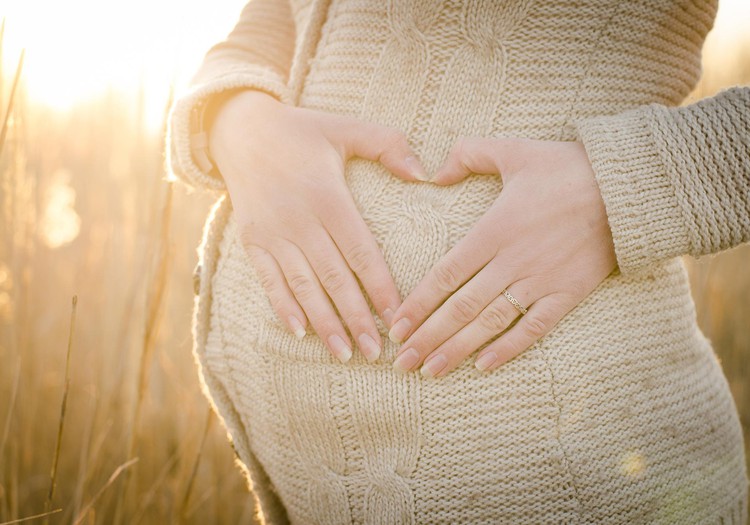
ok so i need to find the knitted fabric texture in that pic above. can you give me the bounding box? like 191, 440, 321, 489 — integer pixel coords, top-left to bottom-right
168, 0, 749, 523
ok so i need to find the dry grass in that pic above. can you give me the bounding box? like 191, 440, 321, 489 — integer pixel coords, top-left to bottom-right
0, 24, 748, 525
0, 26, 254, 523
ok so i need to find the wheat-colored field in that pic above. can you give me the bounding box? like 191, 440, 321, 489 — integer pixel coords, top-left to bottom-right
0, 15, 748, 525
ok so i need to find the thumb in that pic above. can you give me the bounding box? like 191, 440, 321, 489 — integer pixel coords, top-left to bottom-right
332, 119, 429, 182
432, 137, 516, 186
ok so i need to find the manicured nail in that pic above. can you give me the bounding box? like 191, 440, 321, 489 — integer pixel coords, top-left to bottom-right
328, 335, 352, 364
420, 354, 448, 378
405, 156, 429, 182
358, 334, 381, 363
475, 352, 497, 372
382, 308, 395, 328
389, 318, 412, 344
288, 316, 306, 339
393, 348, 420, 373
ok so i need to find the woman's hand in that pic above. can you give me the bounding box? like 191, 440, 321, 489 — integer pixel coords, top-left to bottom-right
209, 90, 427, 364
388, 137, 617, 377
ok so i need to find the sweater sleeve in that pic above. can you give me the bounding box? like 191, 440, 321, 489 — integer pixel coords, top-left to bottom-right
167, 0, 296, 191
576, 87, 750, 273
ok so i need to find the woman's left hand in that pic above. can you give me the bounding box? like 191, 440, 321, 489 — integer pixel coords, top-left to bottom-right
388, 138, 617, 377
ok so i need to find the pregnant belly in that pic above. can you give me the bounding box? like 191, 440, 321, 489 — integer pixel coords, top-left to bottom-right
200, 164, 746, 523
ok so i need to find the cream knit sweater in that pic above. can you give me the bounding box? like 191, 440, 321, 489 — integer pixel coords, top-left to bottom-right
168, 1, 749, 523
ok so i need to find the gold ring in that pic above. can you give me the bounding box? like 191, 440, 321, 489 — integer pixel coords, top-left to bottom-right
501, 289, 528, 315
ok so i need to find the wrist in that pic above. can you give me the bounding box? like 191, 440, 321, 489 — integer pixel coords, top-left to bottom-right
190, 89, 281, 177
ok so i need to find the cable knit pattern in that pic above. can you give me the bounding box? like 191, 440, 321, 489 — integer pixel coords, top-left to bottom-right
171, 1, 749, 523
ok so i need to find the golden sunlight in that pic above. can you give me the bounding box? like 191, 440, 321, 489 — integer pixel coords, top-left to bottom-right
40, 169, 81, 249
0, 263, 10, 321
707, 0, 750, 51
3, 0, 246, 128
619, 450, 648, 479
3, 0, 748, 129
1, 1, 749, 523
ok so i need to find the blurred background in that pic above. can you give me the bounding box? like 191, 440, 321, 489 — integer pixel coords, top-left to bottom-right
0, 1, 748, 523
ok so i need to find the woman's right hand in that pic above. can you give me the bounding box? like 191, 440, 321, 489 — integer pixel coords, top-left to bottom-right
209, 90, 427, 364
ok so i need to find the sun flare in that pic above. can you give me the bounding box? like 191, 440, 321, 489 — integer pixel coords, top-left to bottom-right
2, 0, 246, 128
2, 0, 749, 128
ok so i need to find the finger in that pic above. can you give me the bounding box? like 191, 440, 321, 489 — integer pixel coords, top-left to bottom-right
474, 294, 572, 372
418, 284, 534, 378
392, 261, 507, 371
299, 231, 383, 363
322, 196, 401, 328
432, 137, 521, 186
334, 121, 429, 182
246, 246, 308, 339
389, 224, 499, 344
271, 240, 354, 364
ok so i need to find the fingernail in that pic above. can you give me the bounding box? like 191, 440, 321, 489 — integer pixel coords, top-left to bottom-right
388, 318, 412, 344
405, 156, 429, 182
393, 348, 420, 373
475, 352, 497, 372
328, 335, 352, 364
288, 316, 306, 339
420, 354, 448, 378
382, 308, 395, 328
358, 334, 381, 363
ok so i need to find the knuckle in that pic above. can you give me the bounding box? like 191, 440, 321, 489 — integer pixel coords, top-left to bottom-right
502, 338, 526, 358
289, 273, 315, 299
450, 294, 481, 324
522, 315, 548, 340
478, 303, 514, 333
256, 265, 277, 294
267, 294, 288, 318
453, 136, 475, 162
569, 279, 589, 298
319, 266, 347, 295
366, 282, 388, 305
277, 206, 308, 229
433, 261, 462, 293
344, 243, 373, 275
238, 224, 259, 251
316, 186, 345, 210
383, 128, 408, 152
344, 310, 372, 332
409, 295, 433, 319
452, 136, 468, 155
314, 318, 344, 339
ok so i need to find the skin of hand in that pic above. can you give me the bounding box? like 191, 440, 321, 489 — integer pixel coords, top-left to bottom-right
209, 90, 428, 364
387, 137, 617, 378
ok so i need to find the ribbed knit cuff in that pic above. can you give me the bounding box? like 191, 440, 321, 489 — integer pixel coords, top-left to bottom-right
167, 63, 293, 192
576, 108, 691, 273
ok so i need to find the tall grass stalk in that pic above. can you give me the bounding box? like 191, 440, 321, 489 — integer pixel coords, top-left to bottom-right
116, 180, 174, 523
73, 459, 139, 525
134, 180, 175, 422
132, 450, 180, 524
43, 296, 77, 523
0, 508, 62, 525
179, 410, 214, 521
0, 18, 5, 106
0, 360, 20, 463
0, 48, 23, 156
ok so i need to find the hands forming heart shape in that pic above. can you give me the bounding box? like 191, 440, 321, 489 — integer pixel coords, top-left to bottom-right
210, 90, 617, 376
